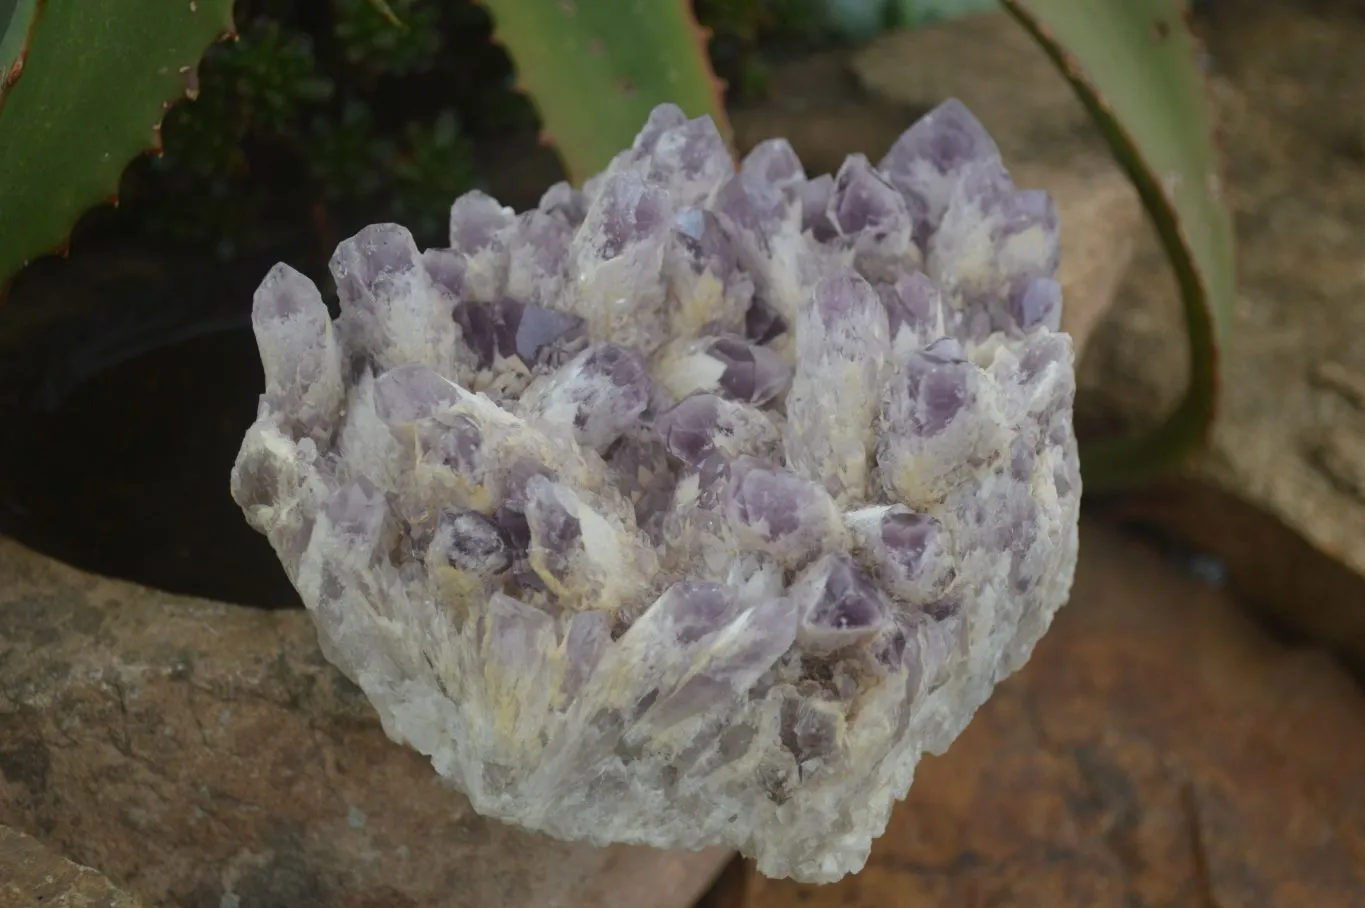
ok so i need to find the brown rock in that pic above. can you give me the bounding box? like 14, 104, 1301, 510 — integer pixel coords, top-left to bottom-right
0, 537, 728, 908
1, 824, 145, 907
721, 519, 1365, 907
1077, 0, 1365, 669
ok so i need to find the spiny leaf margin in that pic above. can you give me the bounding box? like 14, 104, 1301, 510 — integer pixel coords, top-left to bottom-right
1001, 0, 1236, 490
475, 0, 731, 186
0, 0, 237, 289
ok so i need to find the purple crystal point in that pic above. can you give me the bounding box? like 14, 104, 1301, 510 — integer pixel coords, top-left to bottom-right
794, 554, 889, 653
741, 138, 806, 192
1010, 277, 1062, 333
250, 264, 342, 425
865, 506, 956, 604
878, 340, 1010, 506
455, 299, 584, 372
322, 477, 388, 545
928, 164, 1060, 336
644, 114, 733, 205
450, 190, 515, 252
422, 248, 467, 300
539, 181, 588, 227
329, 223, 469, 375
878, 271, 945, 358
505, 209, 573, 305
631, 103, 689, 156
800, 174, 837, 241
723, 456, 845, 566
827, 155, 917, 278
878, 98, 1002, 245
707, 336, 792, 405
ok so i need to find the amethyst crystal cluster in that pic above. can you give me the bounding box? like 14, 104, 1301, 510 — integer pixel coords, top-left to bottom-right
231, 99, 1080, 883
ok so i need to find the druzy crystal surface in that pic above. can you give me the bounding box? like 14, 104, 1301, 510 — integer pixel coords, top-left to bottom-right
231, 98, 1080, 883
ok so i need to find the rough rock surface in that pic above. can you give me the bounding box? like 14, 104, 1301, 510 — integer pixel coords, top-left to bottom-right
232, 100, 1083, 882
722, 519, 1365, 907
1, 824, 145, 907
1071, 0, 1365, 669
0, 536, 729, 908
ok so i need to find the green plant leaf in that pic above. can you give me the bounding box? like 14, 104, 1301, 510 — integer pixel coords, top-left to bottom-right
0, 0, 39, 108
476, 0, 731, 185
0, 0, 236, 288
1000, 0, 1235, 490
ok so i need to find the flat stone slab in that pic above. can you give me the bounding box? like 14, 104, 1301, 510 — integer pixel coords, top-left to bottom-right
0, 536, 729, 908
1, 824, 145, 907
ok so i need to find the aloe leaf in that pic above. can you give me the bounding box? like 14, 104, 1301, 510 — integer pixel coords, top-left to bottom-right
1001, 0, 1236, 490
0, 0, 236, 289
0, 0, 38, 107
476, 0, 730, 186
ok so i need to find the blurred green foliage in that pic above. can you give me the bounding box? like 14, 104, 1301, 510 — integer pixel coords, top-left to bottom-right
116, 0, 863, 258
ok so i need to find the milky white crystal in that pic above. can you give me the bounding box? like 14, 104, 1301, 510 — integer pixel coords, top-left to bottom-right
231, 98, 1080, 883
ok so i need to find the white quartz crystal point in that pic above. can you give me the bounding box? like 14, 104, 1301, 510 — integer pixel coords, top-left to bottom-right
784, 268, 891, 505
229, 97, 1083, 888
570, 171, 674, 352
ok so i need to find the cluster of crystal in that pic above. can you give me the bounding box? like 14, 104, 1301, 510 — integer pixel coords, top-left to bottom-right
231, 99, 1080, 883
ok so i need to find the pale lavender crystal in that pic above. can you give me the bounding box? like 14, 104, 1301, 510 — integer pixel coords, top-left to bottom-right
741, 138, 806, 192
504, 210, 573, 305
827, 154, 919, 279
250, 263, 343, 436
1010, 276, 1063, 333
928, 163, 1060, 337
571, 172, 673, 351
449, 191, 517, 303
878, 97, 1002, 246
846, 505, 956, 605
233, 99, 1080, 886
331, 224, 463, 375
877, 338, 1009, 506
539, 181, 588, 226
653, 581, 741, 645
642, 114, 733, 205
724, 456, 846, 567
650, 334, 790, 404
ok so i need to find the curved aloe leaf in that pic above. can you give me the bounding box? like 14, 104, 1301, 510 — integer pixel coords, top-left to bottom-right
1001, 0, 1236, 490
476, 0, 730, 186
1, 0, 39, 105
0, 0, 236, 289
